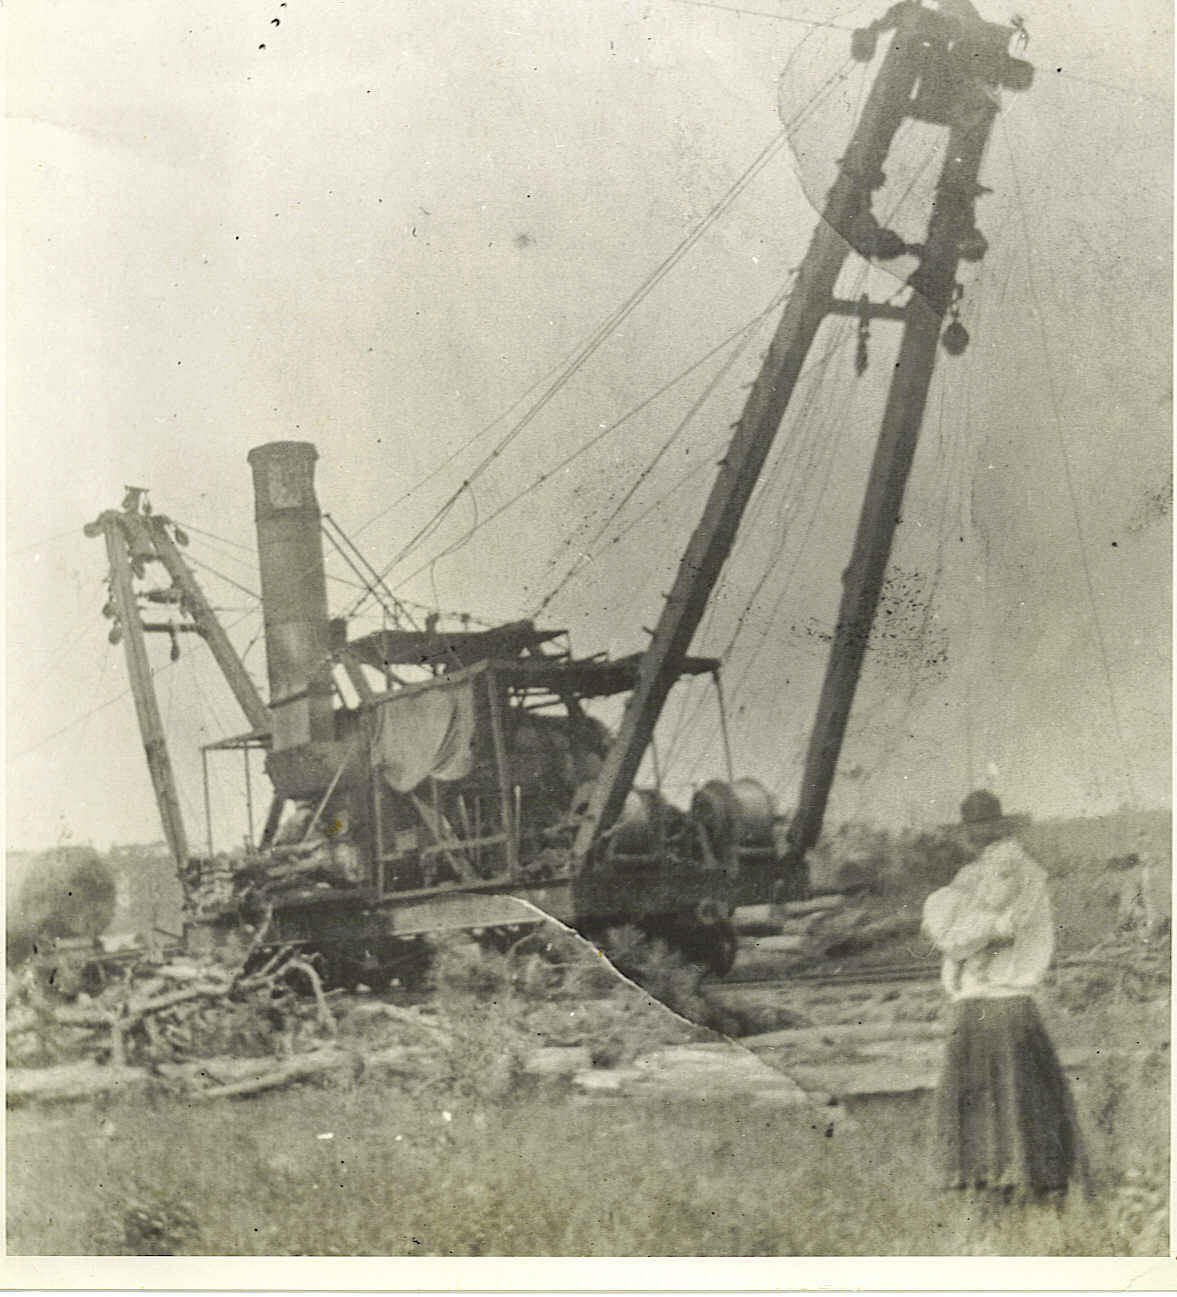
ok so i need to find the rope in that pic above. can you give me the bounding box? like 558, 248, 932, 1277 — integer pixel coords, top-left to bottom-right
321, 514, 417, 630
391, 299, 792, 596
9, 527, 82, 558
348, 57, 856, 613
1000, 117, 1138, 806
669, 0, 857, 27
349, 133, 796, 610
530, 292, 787, 615
185, 554, 261, 602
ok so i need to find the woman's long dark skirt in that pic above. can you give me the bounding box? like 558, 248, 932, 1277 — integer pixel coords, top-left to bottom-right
933, 996, 1077, 1193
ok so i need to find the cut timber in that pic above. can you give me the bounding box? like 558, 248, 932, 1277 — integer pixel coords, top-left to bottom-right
192, 1048, 359, 1100
154, 1054, 319, 1086
7, 1062, 151, 1107
570, 1041, 816, 1107
344, 1002, 450, 1036
732, 898, 850, 937
732, 905, 785, 937
742, 1020, 945, 1051
776, 894, 847, 917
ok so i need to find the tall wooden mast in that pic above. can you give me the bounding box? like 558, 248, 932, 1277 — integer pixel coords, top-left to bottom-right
86, 497, 271, 867
92, 510, 191, 868
574, 1, 1032, 889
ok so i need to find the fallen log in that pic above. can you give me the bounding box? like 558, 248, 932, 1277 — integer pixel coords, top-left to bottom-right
345, 1002, 450, 1036
154, 963, 232, 985
191, 1047, 358, 1100
119, 974, 169, 1001
126, 983, 230, 1019
742, 1020, 945, 1051
7, 1061, 152, 1106
34, 1003, 115, 1030
9, 1038, 427, 1105
775, 894, 847, 918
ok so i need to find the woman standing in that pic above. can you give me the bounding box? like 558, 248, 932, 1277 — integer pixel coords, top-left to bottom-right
922, 790, 1081, 1198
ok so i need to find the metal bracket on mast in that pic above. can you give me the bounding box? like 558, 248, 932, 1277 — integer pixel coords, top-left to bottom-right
86, 493, 272, 867
571, 1, 1032, 897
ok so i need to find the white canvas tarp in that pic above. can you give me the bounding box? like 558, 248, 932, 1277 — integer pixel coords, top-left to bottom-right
370, 678, 477, 792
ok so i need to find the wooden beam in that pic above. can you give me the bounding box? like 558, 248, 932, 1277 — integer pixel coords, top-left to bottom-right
338, 649, 376, 703
485, 669, 520, 877
572, 8, 926, 864
407, 792, 478, 883
828, 297, 909, 321
103, 520, 190, 867
786, 97, 1000, 872
149, 518, 270, 733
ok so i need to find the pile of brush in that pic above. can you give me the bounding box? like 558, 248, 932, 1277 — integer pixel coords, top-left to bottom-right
4, 916, 404, 1105
7, 919, 712, 1110
10, 941, 332, 1066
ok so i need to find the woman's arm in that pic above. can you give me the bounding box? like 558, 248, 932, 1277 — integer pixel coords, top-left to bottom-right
922, 878, 1009, 961
1004, 876, 1054, 983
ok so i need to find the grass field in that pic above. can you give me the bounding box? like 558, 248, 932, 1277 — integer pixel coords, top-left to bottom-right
8, 978, 1168, 1257
7, 809, 1169, 1256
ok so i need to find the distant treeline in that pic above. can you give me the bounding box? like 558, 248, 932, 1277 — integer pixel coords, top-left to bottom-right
8, 807, 1168, 946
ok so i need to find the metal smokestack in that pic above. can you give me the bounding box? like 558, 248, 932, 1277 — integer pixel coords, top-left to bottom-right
247, 442, 335, 752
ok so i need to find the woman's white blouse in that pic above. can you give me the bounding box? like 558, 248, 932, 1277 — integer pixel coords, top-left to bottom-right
921, 839, 1055, 1001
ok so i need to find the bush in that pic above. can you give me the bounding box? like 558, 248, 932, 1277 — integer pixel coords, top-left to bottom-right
807, 822, 894, 895
424, 938, 530, 1105
599, 926, 736, 1035
892, 826, 972, 893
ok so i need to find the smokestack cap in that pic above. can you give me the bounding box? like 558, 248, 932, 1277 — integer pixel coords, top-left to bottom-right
248, 442, 320, 514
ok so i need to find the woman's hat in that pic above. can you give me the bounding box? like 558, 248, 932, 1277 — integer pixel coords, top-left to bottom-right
960, 788, 1006, 825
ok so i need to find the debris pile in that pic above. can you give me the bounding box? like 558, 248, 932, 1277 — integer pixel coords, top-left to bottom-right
179, 828, 365, 923
5, 921, 710, 1109
178, 854, 236, 920
6, 917, 360, 1102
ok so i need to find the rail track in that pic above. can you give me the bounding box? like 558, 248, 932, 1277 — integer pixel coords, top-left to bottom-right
715, 960, 940, 989
711, 950, 1168, 994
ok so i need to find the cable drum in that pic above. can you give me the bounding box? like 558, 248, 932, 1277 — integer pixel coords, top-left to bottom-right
691, 778, 776, 857
609, 789, 693, 858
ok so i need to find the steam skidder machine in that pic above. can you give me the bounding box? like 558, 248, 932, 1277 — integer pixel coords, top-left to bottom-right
89, 442, 783, 983
88, 2, 1034, 986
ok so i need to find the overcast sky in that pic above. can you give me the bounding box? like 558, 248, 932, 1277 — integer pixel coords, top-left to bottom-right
7, 0, 1171, 851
